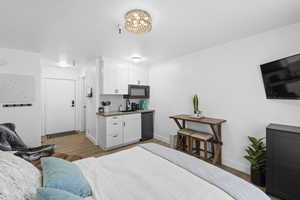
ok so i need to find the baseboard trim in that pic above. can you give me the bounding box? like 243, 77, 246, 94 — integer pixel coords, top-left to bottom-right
46, 130, 79, 139
154, 134, 170, 144
223, 158, 249, 174
86, 133, 97, 145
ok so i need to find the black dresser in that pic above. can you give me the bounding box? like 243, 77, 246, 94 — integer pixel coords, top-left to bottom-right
266, 124, 300, 200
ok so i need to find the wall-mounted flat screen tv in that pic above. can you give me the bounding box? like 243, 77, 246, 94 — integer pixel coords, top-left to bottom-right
260, 53, 300, 99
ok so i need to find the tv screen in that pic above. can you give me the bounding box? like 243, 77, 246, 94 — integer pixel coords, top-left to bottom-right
260, 54, 300, 99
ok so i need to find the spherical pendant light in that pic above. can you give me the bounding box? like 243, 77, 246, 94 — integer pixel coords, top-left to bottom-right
124, 9, 152, 34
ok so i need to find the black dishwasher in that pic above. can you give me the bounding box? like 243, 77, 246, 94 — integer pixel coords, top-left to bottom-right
141, 111, 154, 141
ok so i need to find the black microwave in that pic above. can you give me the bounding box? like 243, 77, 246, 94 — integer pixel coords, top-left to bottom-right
127, 85, 150, 99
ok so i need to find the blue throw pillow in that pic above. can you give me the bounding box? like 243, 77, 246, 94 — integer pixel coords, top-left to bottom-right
41, 157, 92, 197
36, 188, 83, 200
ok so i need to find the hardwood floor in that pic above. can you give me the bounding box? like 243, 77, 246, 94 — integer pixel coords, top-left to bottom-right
41, 132, 169, 158
42, 132, 278, 200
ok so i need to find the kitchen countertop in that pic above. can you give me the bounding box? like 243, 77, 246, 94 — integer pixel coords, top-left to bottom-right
97, 109, 155, 117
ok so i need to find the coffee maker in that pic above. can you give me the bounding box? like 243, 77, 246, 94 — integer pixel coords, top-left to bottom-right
131, 102, 138, 111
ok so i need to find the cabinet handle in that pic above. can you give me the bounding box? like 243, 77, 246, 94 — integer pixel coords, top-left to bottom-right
123, 122, 126, 127
113, 134, 118, 138
112, 116, 118, 119
115, 89, 119, 94
137, 80, 141, 85
113, 122, 118, 125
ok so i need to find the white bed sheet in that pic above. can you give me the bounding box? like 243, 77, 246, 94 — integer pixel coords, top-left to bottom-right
75, 147, 234, 200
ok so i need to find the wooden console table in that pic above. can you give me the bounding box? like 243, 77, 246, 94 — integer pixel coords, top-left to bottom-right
169, 114, 226, 166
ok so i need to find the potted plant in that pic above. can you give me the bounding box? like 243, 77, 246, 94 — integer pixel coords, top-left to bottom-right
192, 94, 202, 118
244, 136, 266, 187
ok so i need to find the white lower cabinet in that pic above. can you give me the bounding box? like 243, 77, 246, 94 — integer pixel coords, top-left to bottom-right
106, 133, 123, 147
106, 116, 123, 147
98, 114, 141, 150
123, 114, 141, 144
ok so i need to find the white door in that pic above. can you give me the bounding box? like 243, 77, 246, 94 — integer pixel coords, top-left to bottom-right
45, 78, 76, 135
123, 114, 141, 144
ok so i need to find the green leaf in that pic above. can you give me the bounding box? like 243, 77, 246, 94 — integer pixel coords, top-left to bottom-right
192, 94, 199, 114
244, 136, 266, 169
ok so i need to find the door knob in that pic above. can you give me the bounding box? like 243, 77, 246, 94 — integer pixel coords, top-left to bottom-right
71, 100, 75, 107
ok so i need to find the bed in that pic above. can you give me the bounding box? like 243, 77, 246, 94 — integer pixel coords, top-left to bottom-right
0, 143, 270, 200
74, 143, 270, 200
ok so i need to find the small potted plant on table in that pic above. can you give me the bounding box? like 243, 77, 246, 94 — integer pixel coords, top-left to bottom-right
192, 94, 203, 118
244, 136, 266, 187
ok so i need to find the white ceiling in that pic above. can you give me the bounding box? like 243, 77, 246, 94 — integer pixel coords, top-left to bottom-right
0, 0, 300, 65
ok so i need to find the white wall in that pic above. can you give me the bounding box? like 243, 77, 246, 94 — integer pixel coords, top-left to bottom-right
41, 62, 84, 135
0, 48, 41, 147
149, 22, 300, 173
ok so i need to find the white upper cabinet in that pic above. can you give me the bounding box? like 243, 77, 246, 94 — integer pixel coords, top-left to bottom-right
100, 57, 149, 95
116, 64, 130, 94
128, 64, 149, 85
100, 57, 129, 95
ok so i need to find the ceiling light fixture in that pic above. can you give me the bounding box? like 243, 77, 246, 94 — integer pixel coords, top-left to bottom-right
56, 60, 76, 68
131, 56, 143, 62
125, 9, 152, 34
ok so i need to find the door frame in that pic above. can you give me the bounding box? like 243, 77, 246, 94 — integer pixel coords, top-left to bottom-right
42, 77, 78, 136
80, 76, 86, 132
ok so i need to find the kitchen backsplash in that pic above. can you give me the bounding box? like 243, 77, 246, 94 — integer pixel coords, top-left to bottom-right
99, 95, 139, 112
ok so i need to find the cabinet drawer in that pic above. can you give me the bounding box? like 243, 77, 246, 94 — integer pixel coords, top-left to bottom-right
108, 120, 122, 127
106, 116, 122, 136
107, 115, 122, 122
124, 113, 141, 121
107, 132, 123, 147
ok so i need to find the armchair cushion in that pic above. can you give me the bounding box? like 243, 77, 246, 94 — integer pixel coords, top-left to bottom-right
0, 123, 27, 151
1, 123, 16, 132
0, 137, 11, 151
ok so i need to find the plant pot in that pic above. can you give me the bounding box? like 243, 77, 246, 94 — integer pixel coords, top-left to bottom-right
251, 167, 265, 187
193, 113, 203, 118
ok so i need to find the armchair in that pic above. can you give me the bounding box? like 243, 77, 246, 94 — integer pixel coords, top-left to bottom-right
0, 123, 55, 160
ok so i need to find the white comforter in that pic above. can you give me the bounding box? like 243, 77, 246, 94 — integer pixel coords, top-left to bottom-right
75, 147, 234, 200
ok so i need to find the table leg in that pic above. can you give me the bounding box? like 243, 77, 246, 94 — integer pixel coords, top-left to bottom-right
173, 119, 184, 129
173, 119, 188, 151
176, 134, 181, 150
210, 124, 223, 166
196, 141, 200, 155
188, 136, 192, 154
